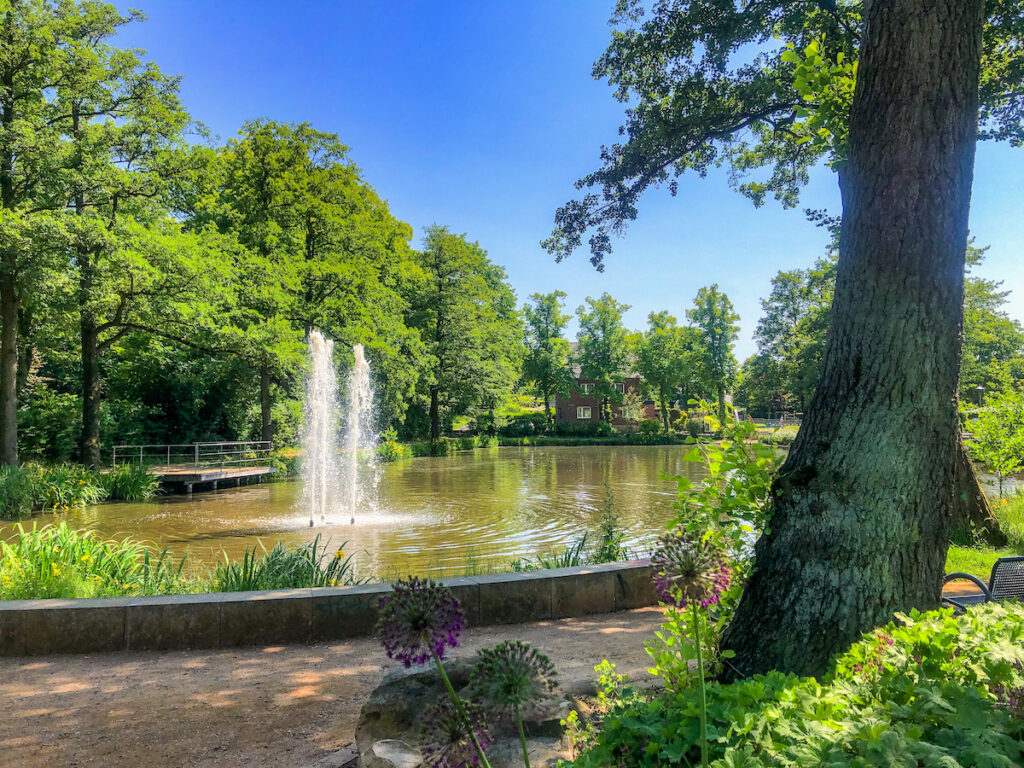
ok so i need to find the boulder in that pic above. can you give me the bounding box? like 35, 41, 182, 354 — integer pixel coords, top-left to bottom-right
355, 659, 575, 768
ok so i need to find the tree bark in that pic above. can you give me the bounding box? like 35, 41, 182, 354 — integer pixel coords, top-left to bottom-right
543, 390, 551, 429
660, 389, 670, 433
260, 361, 274, 444
952, 434, 1006, 546
429, 386, 441, 442
721, 0, 985, 679
79, 279, 102, 468
717, 385, 726, 424
0, 262, 18, 466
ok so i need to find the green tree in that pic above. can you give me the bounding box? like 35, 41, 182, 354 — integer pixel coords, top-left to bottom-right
687, 286, 739, 425
410, 226, 521, 441
575, 294, 631, 423
635, 311, 697, 432
967, 387, 1024, 497
548, 0, 1007, 676
522, 291, 573, 427
961, 246, 1024, 396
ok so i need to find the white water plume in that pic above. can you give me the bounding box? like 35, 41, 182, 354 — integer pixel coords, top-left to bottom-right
302, 331, 339, 526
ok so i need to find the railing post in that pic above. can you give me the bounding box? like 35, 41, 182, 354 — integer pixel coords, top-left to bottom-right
112, 446, 117, 469
167, 445, 171, 467
194, 443, 199, 469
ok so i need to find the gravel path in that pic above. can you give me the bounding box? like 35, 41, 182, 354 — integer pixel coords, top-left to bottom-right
0, 607, 663, 768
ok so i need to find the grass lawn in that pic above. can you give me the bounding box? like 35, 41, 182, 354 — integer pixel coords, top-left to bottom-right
945, 490, 1024, 578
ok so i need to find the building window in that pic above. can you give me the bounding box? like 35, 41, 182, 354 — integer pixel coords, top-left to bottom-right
576, 406, 592, 420
615, 382, 625, 394
580, 382, 594, 395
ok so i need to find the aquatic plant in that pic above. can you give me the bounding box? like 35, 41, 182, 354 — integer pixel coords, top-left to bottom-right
212, 535, 358, 591
100, 464, 161, 501
0, 522, 186, 600
0, 466, 36, 519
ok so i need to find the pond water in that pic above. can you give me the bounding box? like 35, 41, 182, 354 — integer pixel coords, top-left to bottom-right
2, 446, 708, 579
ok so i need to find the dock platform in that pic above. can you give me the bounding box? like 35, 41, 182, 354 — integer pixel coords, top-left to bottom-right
150, 466, 274, 494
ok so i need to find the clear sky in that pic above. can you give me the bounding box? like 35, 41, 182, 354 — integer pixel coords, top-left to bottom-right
115, 0, 1024, 360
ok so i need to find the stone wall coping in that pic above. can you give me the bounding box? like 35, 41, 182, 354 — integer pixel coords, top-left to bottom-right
0, 559, 654, 657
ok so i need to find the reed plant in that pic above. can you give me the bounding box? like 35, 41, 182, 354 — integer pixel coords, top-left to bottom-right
0, 522, 188, 600
24, 463, 107, 510
100, 464, 161, 501
0, 466, 36, 519
211, 534, 360, 591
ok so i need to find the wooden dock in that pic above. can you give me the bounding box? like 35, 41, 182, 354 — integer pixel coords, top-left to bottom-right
150, 465, 274, 495
112, 441, 276, 496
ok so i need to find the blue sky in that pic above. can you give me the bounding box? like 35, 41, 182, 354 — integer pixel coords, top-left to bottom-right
116, 0, 1024, 360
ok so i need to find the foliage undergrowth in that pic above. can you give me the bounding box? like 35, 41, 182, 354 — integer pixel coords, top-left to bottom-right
100, 464, 161, 501
570, 604, 1024, 767
0, 523, 186, 599
212, 535, 360, 591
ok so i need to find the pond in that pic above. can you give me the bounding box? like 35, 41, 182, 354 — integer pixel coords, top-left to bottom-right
3, 446, 709, 579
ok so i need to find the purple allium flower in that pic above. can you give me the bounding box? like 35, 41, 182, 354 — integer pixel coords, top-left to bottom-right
470, 640, 558, 719
651, 527, 731, 609
420, 696, 492, 768
376, 576, 465, 667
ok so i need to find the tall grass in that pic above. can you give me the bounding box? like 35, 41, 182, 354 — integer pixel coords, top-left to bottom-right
0, 523, 187, 600
0, 466, 36, 520
100, 464, 161, 502
212, 535, 360, 591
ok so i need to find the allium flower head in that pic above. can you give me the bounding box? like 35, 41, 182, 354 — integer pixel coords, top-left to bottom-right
651, 527, 731, 609
420, 696, 492, 768
470, 640, 558, 718
376, 576, 465, 667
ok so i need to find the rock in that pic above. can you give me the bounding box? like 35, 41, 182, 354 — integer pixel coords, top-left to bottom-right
361, 740, 421, 768
312, 744, 359, 768
355, 658, 577, 768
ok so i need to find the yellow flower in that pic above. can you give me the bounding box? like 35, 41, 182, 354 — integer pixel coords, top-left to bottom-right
334, 549, 344, 559
81, 555, 92, 564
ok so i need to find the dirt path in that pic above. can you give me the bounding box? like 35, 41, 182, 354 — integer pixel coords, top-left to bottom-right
0, 607, 663, 768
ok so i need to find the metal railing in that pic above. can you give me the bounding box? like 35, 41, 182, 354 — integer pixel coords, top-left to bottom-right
111, 441, 273, 470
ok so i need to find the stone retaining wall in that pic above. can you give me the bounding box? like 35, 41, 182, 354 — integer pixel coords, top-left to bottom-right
0, 560, 655, 656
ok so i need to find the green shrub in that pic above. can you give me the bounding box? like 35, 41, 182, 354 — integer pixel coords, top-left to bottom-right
100, 464, 161, 501
572, 604, 1024, 767
0, 466, 36, 519
684, 417, 704, 439
497, 412, 547, 437
429, 438, 456, 456
409, 441, 433, 457
455, 436, 478, 451
211, 535, 359, 591
476, 434, 496, 448
267, 450, 302, 478
994, 491, 1024, 549
26, 463, 107, 510
758, 425, 800, 446
376, 440, 411, 463
0, 522, 187, 600
638, 419, 661, 437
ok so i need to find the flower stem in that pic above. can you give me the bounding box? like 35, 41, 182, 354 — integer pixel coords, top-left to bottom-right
514, 702, 531, 768
433, 653, 493, 768
692, 602, 709, 768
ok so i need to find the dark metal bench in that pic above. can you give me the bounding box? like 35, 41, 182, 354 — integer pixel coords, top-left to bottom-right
943, 556, 1024, 612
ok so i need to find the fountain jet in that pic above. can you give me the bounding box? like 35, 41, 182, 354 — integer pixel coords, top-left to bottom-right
344, 343, 376, 522
302, 331, 339, 526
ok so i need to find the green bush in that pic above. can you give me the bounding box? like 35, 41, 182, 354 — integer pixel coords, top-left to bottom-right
0, 523, 187, 600
684, 417, 704, 439
638, 418, 661, 437
476, 434, 496, 448
758, 425, 799, 446
26, 463, 107, 510
497, 412, 547, 437
455, 436, 479, 451
571, 604, 1024, 767
376, 440, 411, 463
429, 438, 456, 456
100, 464, 161, 501
267, 450, 302, 478
0, 466, 36, 520
211, 535, 359, 591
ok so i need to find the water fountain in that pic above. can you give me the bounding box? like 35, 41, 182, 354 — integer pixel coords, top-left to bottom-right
302, 330, 339, 527
301, 333, 376, 527
344, 343, 376, 522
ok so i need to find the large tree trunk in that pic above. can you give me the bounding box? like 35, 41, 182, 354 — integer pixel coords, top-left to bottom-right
259, 361, 274, 444
429, 386, 440, 442
78, 246, 103, 468
0, 262, 18, 466
952, 434, 1005, 546
660, 389, 670, 433
79, 305, 102, 468
721, 0, 984, 679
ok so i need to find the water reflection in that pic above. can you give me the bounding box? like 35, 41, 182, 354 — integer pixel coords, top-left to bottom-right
0, 446, 708, 579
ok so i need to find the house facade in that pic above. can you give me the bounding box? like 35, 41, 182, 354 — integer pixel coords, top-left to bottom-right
554, 375, 660, 429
